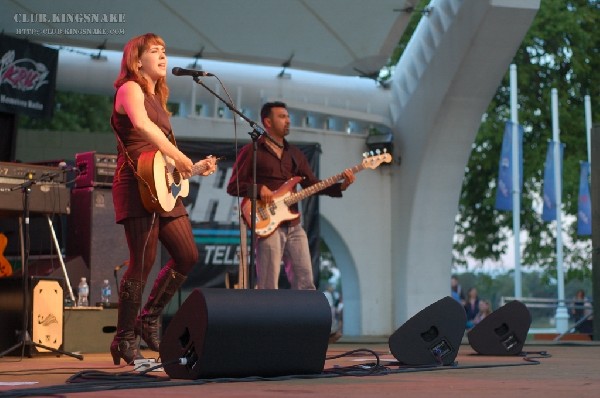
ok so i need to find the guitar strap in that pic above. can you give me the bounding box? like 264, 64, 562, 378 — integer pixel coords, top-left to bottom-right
289, 146, 299, 177
110, 114, 161, 204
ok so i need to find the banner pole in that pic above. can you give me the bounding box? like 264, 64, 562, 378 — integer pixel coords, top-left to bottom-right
510, 64, 522, 299
551, 88, 568, 333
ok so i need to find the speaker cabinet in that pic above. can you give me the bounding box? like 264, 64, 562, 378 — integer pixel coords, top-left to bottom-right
467, 300, 531, 355
63, 307, 117, 353
388, 296, 466, 366
67, 188, 159, 304
160, 288, 332, 379
0, 277, 64, 356
0, 111, 17, 161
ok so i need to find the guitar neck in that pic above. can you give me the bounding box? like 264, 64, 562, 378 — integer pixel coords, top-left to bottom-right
190, 161, 209, 177
285, 162, 365, 205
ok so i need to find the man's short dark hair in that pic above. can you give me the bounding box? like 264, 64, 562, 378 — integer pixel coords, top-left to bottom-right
260, 101, 287, 124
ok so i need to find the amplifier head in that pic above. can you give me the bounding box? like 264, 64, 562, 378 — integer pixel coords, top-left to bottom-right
75, 151, 117, 189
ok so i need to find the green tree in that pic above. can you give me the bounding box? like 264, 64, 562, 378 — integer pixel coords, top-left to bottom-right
388, 1, 598, 280
19, 91, 113, 133
381, 0, 431, 83
452, 0, 598, 279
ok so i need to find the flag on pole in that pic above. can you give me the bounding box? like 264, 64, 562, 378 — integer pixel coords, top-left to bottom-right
495, 121, 523, 211
541, 141, 564, 222
577, 161, 592, 235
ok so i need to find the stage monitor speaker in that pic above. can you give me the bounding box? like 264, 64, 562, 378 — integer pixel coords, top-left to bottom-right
160, 288, 331, 379
0, 277, 64, 356
467, 300, 531, 356
388, 296, 466, 366
67, 188, 160, 305
0, 111, 16, 161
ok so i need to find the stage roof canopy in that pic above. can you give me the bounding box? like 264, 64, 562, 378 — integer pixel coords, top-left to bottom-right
2, 0, 419, 76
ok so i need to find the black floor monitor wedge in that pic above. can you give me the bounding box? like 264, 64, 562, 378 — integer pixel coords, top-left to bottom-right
467, 300, 531, 356
388, 296, 466, 366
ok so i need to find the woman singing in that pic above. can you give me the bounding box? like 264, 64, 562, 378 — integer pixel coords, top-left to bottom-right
110, 33, 216, 365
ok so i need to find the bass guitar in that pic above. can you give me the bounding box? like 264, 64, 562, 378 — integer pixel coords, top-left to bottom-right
241, 152, 391, 237
137, 150, 217, 213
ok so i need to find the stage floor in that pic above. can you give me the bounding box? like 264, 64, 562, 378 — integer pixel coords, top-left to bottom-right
1, 339, 599, 397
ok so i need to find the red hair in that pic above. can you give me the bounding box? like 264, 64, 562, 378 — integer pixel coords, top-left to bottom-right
114, 33, 169, 112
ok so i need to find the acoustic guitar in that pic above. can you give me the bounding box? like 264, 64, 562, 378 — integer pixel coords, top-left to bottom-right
137, 150, 218, 213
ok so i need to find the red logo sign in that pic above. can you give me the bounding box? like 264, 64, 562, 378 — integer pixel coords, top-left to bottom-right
1, 50, 50, 91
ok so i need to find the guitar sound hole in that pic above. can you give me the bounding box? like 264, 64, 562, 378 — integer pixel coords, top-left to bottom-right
172, 170, 181, 184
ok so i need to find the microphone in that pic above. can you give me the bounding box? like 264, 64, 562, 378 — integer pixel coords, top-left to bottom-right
58, 161, 79, 172
171, 67, 214, 77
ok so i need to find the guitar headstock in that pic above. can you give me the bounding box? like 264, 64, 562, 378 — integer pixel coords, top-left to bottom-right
362, 149, 392, 169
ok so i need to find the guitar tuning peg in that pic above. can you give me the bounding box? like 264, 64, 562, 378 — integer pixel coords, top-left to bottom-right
362, 152, 368, 158
383, 148, 388, 153
369, 150, 374, 156
375, 149, 381, 155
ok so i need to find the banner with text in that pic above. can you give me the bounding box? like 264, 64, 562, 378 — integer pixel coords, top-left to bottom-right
542, 140, 565, 222
577, 161, 592, 236
0, 35, 58, 119
495, 121, 523, 211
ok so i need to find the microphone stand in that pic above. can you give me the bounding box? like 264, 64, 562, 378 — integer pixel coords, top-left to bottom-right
0, 175, 83, 360
192, 75, 264, 289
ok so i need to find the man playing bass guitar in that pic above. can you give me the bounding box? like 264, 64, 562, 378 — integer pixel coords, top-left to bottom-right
227, 101, 355, 290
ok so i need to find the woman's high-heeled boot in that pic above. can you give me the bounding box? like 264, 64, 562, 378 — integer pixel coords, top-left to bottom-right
110, 278, 144, 365
135, 267, 186, 351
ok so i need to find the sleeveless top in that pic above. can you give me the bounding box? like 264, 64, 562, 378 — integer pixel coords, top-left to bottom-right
111, 89, 187, 223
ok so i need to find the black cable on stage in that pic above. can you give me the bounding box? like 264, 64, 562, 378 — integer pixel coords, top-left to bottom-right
323, 348, 390, 376
0, 350, 552, 397
0, 363, 131, 377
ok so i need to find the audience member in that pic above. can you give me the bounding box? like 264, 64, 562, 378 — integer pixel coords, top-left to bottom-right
471, 299, 492, 327
451, 275, 465, 305
571, 289, 593, 334
570, 289, 591, 321
464, 287, 480, 327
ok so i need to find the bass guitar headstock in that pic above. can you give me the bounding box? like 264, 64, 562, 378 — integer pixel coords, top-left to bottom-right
362, 149, 392, 169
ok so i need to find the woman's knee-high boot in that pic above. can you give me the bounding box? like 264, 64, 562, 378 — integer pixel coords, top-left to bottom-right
110, 278, 144, 365
136, 267, 187, 351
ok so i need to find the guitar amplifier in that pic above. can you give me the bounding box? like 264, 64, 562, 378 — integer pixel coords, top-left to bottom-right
74, 151, 117, 189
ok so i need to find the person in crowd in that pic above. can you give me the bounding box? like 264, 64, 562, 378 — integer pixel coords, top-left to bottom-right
471, 299, 492, 328
571, 289, 593, 334
226, 101, 355, 290
451, 275, 465, 305
571, 289, 590, 321
464, 287, 480, 328
110, 33, 216, 365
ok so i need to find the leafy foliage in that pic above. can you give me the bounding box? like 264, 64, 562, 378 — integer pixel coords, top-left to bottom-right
454, 0, 598, 279
390, 0, 599, 280
18, 91, 113, 132
380, 0, 431, 82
